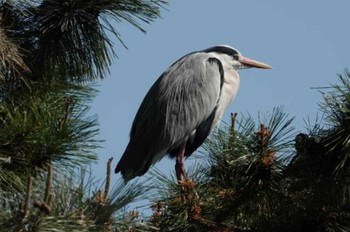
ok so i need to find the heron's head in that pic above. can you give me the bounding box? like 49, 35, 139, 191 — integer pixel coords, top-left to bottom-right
203, 45, 272, 70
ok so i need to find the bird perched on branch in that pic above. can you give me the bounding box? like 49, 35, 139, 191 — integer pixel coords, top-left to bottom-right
115, 45, 271, 182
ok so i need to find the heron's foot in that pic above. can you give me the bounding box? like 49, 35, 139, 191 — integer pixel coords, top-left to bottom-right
175, 147, 187, 183
175, 160, 187, 183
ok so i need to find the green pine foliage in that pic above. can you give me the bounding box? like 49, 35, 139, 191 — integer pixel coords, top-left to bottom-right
0, 0, 167, 231
0, 160, 152, 231
0, 85, 100, 189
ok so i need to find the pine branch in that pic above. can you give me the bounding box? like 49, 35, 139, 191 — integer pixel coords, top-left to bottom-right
1, 0, 168, 83
0, 84, 101, 183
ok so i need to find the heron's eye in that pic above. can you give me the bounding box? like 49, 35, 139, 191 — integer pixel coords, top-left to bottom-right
233, 54, 239, 60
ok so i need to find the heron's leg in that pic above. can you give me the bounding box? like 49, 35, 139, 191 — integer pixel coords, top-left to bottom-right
175, 147, 187, 182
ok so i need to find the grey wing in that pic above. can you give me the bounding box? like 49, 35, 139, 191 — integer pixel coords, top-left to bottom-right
115, 52, 223, 180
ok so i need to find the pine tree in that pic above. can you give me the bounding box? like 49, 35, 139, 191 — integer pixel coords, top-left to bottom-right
0, 0, 167, 231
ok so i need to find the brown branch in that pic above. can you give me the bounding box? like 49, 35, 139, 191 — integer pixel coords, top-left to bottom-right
229, 112, 238, 145
44, 163, 52, 204
103, 157, 113, 203
21, 176, 33, 218
33, 163, 53, 215
34, 201, 51, 215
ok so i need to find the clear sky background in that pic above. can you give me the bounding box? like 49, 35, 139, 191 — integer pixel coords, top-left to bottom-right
89, 1, 350, 195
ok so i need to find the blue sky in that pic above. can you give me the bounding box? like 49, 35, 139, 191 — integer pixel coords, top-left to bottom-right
90, 1, 350, 193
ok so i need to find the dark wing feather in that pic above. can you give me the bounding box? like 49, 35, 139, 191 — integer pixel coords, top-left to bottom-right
115, 52, 223, 180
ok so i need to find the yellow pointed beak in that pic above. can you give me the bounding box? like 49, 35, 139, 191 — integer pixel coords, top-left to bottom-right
238, 56, 272, 69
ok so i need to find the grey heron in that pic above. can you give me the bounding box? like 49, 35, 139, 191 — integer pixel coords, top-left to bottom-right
115, 45, 271, 182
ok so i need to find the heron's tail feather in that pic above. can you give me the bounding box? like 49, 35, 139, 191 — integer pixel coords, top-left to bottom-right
115, 145, 153, 182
